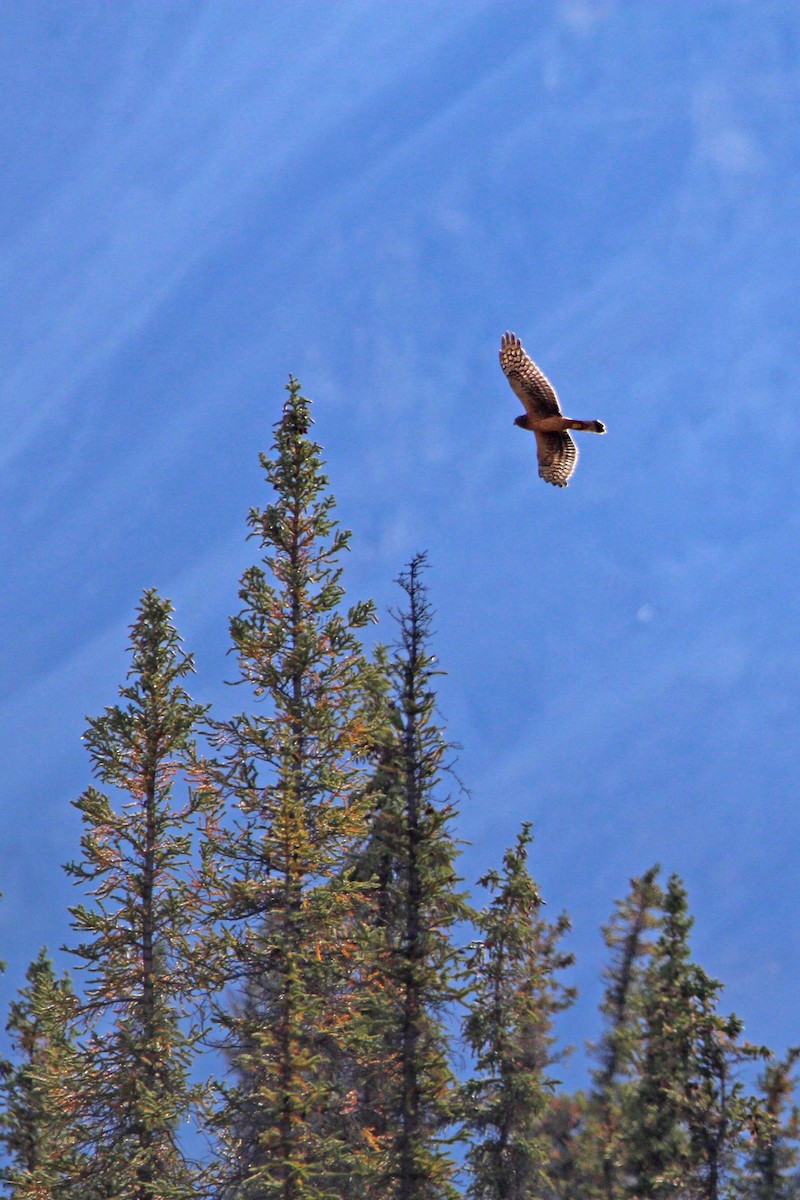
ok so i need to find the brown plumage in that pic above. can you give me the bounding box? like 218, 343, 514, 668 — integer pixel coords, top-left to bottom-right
499, 331, 606, 487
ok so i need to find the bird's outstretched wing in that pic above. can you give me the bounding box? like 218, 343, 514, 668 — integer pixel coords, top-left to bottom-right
499, 331, 562, 420
535, 430, 578, 488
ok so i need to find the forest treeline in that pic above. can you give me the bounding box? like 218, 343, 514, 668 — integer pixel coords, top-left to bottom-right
0, 381, 796, 1200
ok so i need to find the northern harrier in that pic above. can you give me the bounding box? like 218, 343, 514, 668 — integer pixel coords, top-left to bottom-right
499, 332, 606, 487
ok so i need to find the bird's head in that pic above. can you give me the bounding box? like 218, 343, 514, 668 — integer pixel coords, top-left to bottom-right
513, 414, 530, 430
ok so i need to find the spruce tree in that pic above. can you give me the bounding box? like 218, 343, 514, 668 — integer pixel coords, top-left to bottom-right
682, 987, 764, 1200
64, 589, 208, 1200
583, 866, 663, 1200
625, 874, 764, 1200
537, 1092, 588, 1200
0, 950, 90, 1199
350, 554, 468, 1200
197, 379, 382, 1199
743, 1048, 800, 1199
462, 823, 575, 1200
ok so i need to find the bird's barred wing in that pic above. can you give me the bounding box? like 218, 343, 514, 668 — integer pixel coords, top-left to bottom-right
499, 331, 562, 418
535, 430, 578, 487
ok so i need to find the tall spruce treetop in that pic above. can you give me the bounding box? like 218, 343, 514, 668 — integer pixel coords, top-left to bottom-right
585, 866, 663, 1200
462, 824, 576, 1200
199, 380, 382, 1200
625, 874, 765, 1200
624, 873, 696, 1197
593, 866, 663, 1098
64, 589, 207, 1200
214, 376, 376, 852
351, 554, 469, 1200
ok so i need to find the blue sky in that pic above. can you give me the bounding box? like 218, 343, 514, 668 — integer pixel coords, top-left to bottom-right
1, 1, 798, 1081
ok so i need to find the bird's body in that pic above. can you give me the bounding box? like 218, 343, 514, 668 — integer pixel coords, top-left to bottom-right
499, 331, 605, 486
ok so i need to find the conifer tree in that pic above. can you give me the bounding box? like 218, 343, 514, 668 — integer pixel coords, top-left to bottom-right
583, 866, 663, 1200
743, 1048, 800, 1199
682, 989, 764, 1200
624, 873, 700, 1195
64, 589, 208, 1200
625, 874, 764, 1200
347, 554, 468, 1200
197, 379, 382, 1199
537, 1092, 588, 1200
462, 823, 575, 1200
0, 950, 90, 1199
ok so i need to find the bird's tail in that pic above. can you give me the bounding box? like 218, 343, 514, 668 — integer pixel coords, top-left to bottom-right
568, 419, 606, 434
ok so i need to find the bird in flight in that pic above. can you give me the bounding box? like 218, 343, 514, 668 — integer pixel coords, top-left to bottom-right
499, 332, 606, 487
